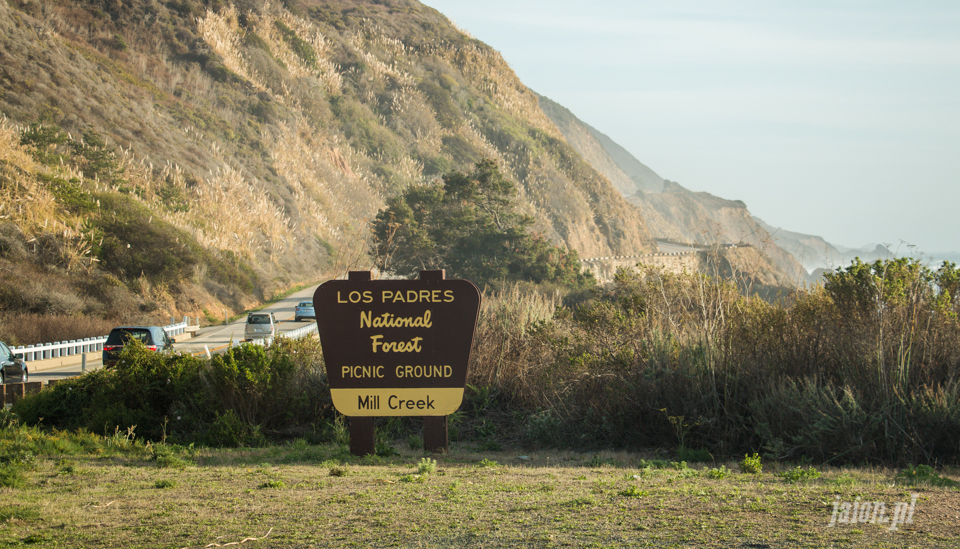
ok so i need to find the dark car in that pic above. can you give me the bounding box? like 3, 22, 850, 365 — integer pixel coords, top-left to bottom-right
0, 340, 27, 384
102, 326, 174, 366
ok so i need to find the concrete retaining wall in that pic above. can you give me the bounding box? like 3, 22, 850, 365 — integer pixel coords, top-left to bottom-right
581, 252, 702, 284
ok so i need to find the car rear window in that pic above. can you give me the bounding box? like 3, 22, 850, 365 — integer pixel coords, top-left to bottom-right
248, 314, 271, 324
298, 302, 312, 307
106, 329, 153, 345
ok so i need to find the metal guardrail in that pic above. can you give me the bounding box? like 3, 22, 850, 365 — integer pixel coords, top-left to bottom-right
240, 322, 318, 348
579, 251, 697, 262
14, 320, 190, 362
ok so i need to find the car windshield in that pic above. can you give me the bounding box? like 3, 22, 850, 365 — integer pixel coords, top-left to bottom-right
106, 329, 152, 345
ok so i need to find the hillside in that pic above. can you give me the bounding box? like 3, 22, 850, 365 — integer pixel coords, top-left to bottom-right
537, 94, 664, 195
0, 0, 655, 337
537, 95, 808, 286
752, 217, 846, 274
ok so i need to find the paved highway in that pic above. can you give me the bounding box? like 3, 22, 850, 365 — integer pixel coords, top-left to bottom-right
656, 241, 702, 254
26, 285, 321, 384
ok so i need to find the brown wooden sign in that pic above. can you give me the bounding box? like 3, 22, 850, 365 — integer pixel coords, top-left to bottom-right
314, 270, 481, 417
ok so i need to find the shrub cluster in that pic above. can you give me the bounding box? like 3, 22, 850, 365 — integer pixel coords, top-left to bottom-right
11, 257, 960, 466
12, 337, 332, 447
467, 259, 960, 465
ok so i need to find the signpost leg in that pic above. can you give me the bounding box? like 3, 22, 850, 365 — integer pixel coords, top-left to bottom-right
424, 416, 449, 453
349, 417, 375, 456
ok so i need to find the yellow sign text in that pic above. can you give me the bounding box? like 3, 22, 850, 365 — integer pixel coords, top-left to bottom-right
370, 335, 423, 353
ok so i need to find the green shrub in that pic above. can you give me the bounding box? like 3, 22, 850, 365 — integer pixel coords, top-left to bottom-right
274, 19, 317, 69
207, 343, 296, 428
739, 453, 762, 475
19, 121, 70, 165
0, 464, 26, 489
618, 485, 648, 498
152, 445, 193, 469
13, 345, 206, 441
777, 466, 821, 483
523, 409, 567, 447
417, 457, 437, 475
204, 410, 252, 448
0, 505, 40, 522
706, 466, 729, 480
376, 441, 399, 457
895, 464, 959, 487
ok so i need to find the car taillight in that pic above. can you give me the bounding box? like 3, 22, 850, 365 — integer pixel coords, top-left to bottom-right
104, 345, 119, 351
146, 345, 158, 351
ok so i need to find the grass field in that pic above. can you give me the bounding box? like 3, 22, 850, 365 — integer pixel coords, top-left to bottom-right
1, 440, 958, 548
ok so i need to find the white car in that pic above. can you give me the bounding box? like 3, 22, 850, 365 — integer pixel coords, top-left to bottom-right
244, 312, 277, 341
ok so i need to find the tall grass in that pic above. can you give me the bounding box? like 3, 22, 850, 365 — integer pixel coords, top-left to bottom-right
467, 262, 960, 465
0, 313, 117, 347
469, 283, 560, 403
9, 263, 959, 465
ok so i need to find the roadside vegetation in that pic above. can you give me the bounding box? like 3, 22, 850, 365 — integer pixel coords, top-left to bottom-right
8, 253, 960, 468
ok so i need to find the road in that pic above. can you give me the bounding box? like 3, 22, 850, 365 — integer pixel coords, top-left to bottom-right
26, 285, 321, 384
656, 241, 702, 254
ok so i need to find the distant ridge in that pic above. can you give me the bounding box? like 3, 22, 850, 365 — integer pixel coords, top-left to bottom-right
538, 93, 808, 285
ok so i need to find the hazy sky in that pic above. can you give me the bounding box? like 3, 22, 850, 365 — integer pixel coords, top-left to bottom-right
422, 0, 960, 254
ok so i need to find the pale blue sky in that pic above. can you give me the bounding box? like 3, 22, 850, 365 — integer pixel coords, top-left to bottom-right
422, 0, 960, 254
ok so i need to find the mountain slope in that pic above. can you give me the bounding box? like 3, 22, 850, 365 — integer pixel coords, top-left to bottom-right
537, 95, 808, 285
0, 0, 654, 328
537, 94, 664, 195
752, 217, 846, 273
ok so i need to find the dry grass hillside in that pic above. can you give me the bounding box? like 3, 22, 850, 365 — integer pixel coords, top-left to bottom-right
0, 0, 655, 343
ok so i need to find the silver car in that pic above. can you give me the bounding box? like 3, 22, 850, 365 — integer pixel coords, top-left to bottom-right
244, 312, 277, 341
0, 340, 27, 384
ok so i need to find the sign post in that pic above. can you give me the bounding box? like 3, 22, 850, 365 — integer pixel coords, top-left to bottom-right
314, 270, 481, 455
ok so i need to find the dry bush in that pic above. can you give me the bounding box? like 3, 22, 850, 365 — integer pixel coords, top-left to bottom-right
468, 283, 560, 403
470, 263, 960, 465
0, 312, 117, 347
